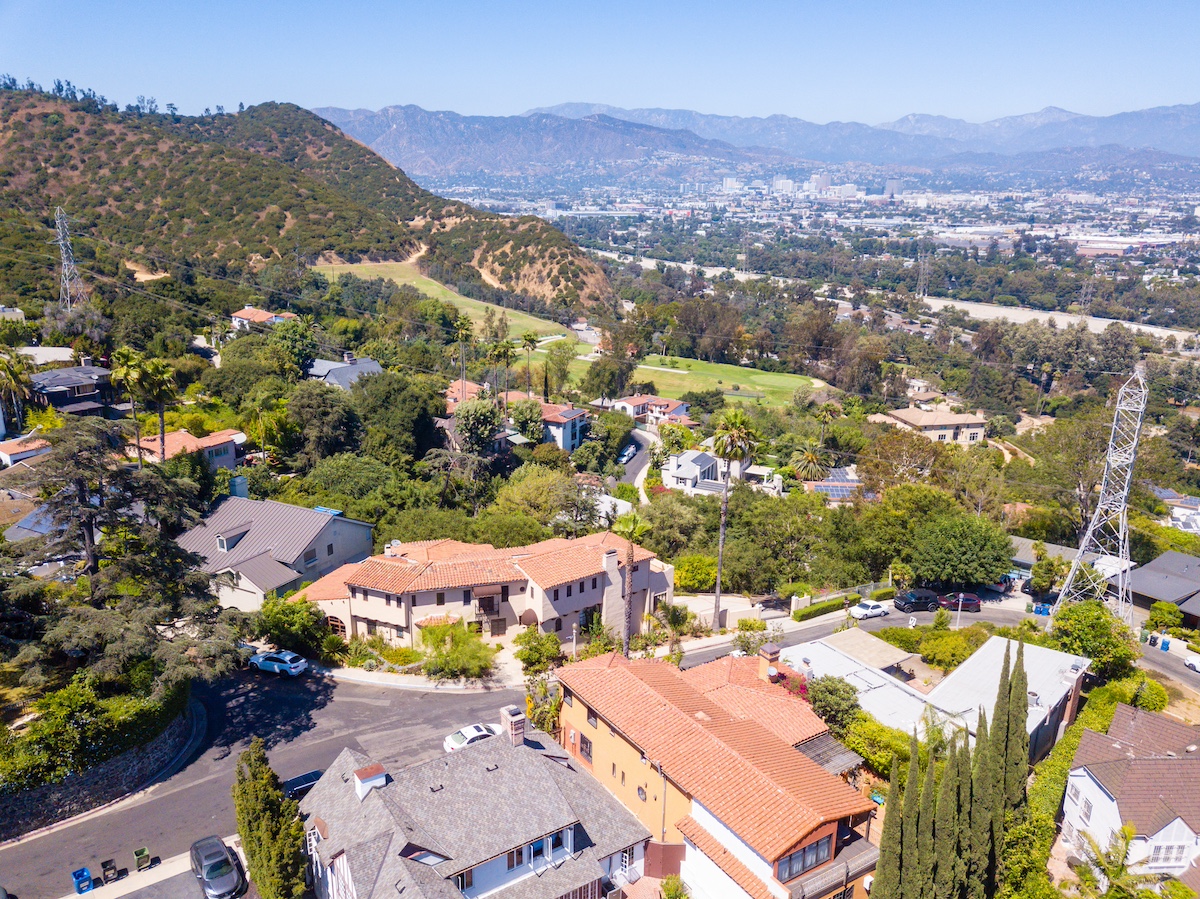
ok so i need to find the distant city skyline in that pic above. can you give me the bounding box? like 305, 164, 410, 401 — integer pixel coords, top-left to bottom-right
2, 0, 1199, 124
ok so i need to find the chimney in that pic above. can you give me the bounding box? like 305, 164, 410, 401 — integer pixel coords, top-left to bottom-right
343, 351, 356, 364
353, 763, 387, 800
758, 642, 780, 683
384, 540, 403, 557
500, 704, 526, 748
80, 355, 93, 368
244, 303, 254, 310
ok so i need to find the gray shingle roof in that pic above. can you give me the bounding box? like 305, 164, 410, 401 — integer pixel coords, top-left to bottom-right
30, 365, 110, 390
177, 496, 370, 575
1129, 550, 1200, 604
301, 732, 649, 899
307, 357, 384, 390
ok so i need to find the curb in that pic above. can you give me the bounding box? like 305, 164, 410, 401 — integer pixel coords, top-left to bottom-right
1, 697, 208, 848
315, 665, 524, 693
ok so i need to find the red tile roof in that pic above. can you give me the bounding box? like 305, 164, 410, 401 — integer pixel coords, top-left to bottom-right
677, 816, 774, 899
0, 436, 49, 455
558, 654, 874, 860
135, 428, 238, 460
681, 656, 827, 746
295, 563, 360, 603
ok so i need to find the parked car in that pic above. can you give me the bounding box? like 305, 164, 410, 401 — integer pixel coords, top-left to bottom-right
248, 650, 308, 676
618, 443, 638, 464
1185, 654, 1199, 674
938, 593, 982, 613
190, 836, 246, 899
444, 723, 501, 752
893, 589, 939, 613
849, 600, 889, 620
282, 769, 324, 800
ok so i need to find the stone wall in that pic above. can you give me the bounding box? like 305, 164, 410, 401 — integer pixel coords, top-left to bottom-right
0, 708, 191, 841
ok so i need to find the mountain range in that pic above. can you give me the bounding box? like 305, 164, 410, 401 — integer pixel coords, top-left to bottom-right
316, 100, 1200, 186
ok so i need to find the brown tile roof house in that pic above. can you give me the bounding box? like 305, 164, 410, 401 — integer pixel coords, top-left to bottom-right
557, 652, 876, 899
1063, 703, 1200, 882
299, 709, 650, 899
134, 428, 241, 470
302, 533, 673, 646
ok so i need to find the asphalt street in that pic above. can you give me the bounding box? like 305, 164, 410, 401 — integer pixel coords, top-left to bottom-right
0, 672, 520, 899
617, 429, 654, 486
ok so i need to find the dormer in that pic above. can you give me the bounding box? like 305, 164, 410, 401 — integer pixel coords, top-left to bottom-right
215, 522, 251, 552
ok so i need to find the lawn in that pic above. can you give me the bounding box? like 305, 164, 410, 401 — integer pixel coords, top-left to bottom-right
537, 348, 815, 407
313, 261, 566, 339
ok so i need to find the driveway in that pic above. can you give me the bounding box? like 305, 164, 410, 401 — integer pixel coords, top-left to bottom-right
2, 672, 520, 899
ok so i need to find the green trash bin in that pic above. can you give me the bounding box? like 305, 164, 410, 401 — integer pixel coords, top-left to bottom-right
134, 848, 151, 872
1026, 602, 1034, 614
1140, 629, 1150, 644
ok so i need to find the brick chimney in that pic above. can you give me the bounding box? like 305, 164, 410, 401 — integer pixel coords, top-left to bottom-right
353, 763, 387, 800
758, 642, 780, 683
500, 704, 526, 748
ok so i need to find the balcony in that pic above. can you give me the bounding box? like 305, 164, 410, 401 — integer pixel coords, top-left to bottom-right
788, 835, 878, 899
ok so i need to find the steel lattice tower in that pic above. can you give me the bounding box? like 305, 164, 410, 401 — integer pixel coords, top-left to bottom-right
52, 207, 87, 311
1049, 368, 1148, 625
915, 246, 930, 298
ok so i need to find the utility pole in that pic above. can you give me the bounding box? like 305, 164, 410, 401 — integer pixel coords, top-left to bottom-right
52, 207, 88, 312
1049, 367, 1148, 626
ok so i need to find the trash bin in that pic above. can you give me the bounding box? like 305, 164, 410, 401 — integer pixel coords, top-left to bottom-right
1026, 602, 1034, 614
72, 868, 93, 894
134, 848, 151, 872
1162, 637, 1171, 652
1149, 633, 1159, 647
102, 860, 118, 885
1140, 629, 1149, 644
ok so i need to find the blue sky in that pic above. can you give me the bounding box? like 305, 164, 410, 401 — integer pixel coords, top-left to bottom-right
2, 0, 1198, 123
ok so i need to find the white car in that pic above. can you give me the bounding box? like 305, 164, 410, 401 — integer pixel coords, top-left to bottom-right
1186, 654, 1199, 674
248, 650, 308, 676
849, 600, 889, 621
444, 723, 501, 753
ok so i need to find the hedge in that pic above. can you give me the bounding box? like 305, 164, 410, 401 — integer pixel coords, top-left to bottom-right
845, 593, 862, 603
870, 587, 896, 602
737, 618, 767, 632
843, 711, 913, 779
792, 598, 846, 622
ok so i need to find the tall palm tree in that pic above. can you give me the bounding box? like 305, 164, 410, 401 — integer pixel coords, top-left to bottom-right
646, 600, 690, 657
711, 408, 763, 629
0, 349, 32, 436
612, 511, 650, 657
520, 331, 539, 396
815, 402, 840, 446
138, 358, 178, 463
1076, 824, 1161, 899
453, 315, 474, 387
110, 347, 147, 469
791, 439, 831, 481
496, 339, 518, 410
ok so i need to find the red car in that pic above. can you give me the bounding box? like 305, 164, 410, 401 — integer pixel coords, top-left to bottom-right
938, 592, 982, 613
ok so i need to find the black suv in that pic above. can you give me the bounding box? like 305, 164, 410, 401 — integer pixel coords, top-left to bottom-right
893, 589, 939, 613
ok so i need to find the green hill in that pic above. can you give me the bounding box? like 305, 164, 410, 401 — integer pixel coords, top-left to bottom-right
0, 89, 607, 307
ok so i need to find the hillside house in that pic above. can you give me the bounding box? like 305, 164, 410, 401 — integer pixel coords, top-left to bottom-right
296, 533, 674, 644
306, 352, 383, 390
230, 305, 297, 331
610, 394, 693, 427
868, 406, 987, 447
0, 435, 51, 468
30, 362, 120, 417
662, 442, 782, 498
134, 428, 242, 472
1127, 550, 1200, 625
177, 496, 375, 611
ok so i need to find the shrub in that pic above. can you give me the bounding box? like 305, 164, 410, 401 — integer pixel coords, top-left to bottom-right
732, 622, 784, 656
792, 598, 845, 622
421, 622, 497, 680
661, 874, 689, 899
870, 587, 896, 602
1190, 642, 1200, 655
611, 483, 639, 504
876, 627, 924, 653
844, 593, 862, 604
807, 675, 861, 739
780, 581, 814, 600
736, 618, 767, 632
377, 645, 422, 667
321, 634, 348, 664
843, 711, 912, 779
256, 595, 329, 656
513, 626, 564, 675
918, 631, 976, 672
674, 555, 718, 593
1148, 601, 1184, 632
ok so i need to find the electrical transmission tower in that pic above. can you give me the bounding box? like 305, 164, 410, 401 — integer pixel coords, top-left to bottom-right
1049, 367, 1148, 626
915, 245, 930, 298
52, 207, 88, 312
1076, 279, 1095, 320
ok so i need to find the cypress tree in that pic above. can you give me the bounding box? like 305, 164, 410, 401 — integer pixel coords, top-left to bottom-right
900, 732, 922, 899
874, 756, 904, 899
917, 750, 937, 899
991, 642, 1012, 779
1005, 641, 1031, 816
955, 731, 972, 899
933, 739, 961, 899
968, 711, 997, 899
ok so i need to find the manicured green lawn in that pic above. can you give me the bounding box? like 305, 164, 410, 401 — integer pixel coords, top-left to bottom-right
536, 348, 814, 407
313, 261, 566, 338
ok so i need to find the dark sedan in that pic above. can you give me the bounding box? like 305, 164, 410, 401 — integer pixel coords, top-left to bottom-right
938, 592, 982, 612
893, 589, 939, 613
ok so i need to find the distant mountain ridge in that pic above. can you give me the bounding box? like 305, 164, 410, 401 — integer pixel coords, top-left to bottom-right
530, 100, 1200, 160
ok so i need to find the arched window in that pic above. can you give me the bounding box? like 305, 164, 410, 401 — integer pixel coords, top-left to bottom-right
327, 617, 346, 638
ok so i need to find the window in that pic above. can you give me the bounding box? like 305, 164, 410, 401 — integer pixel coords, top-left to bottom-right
621, 771, 625, 786
1080, 799, 1093, 824
969, 432, 979, 442
1152, 846, 1165, 864
506, 848, 524, 870
567, 585, 572, 597
531, 839, 545, 860
592, 577, 597, 590
455, 869, 473, 890
1067, 783, 1080, 803
327, 543, 334, 556
579, 581, 585, 593
304, 548, 318, 567
216, 536, 228, 552
563, 689, 572, 707
437, 592, 445, 606
580, 735, 593, 762
632, 564, 640, 572
587, 708, 597, 728
551, 831, 564, 852
555, 618, 563, 632
612, 763, 616, 777
637, 786, 646, 802
777, 836, 832, 882
554, 588, 560, 602
463, 590, 472, 605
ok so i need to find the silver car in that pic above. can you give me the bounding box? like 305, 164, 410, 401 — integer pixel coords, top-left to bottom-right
248, 650, 308, 676
190, 836, 245, 899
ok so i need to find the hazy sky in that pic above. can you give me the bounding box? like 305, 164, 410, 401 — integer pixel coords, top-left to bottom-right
2, 0, 1198, 123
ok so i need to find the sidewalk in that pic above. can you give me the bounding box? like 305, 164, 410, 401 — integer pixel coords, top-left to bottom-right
56, 832, 243, 899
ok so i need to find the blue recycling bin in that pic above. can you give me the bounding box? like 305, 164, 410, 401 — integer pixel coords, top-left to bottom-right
73, 868, 93, 894
1162, 637, 1171, 652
